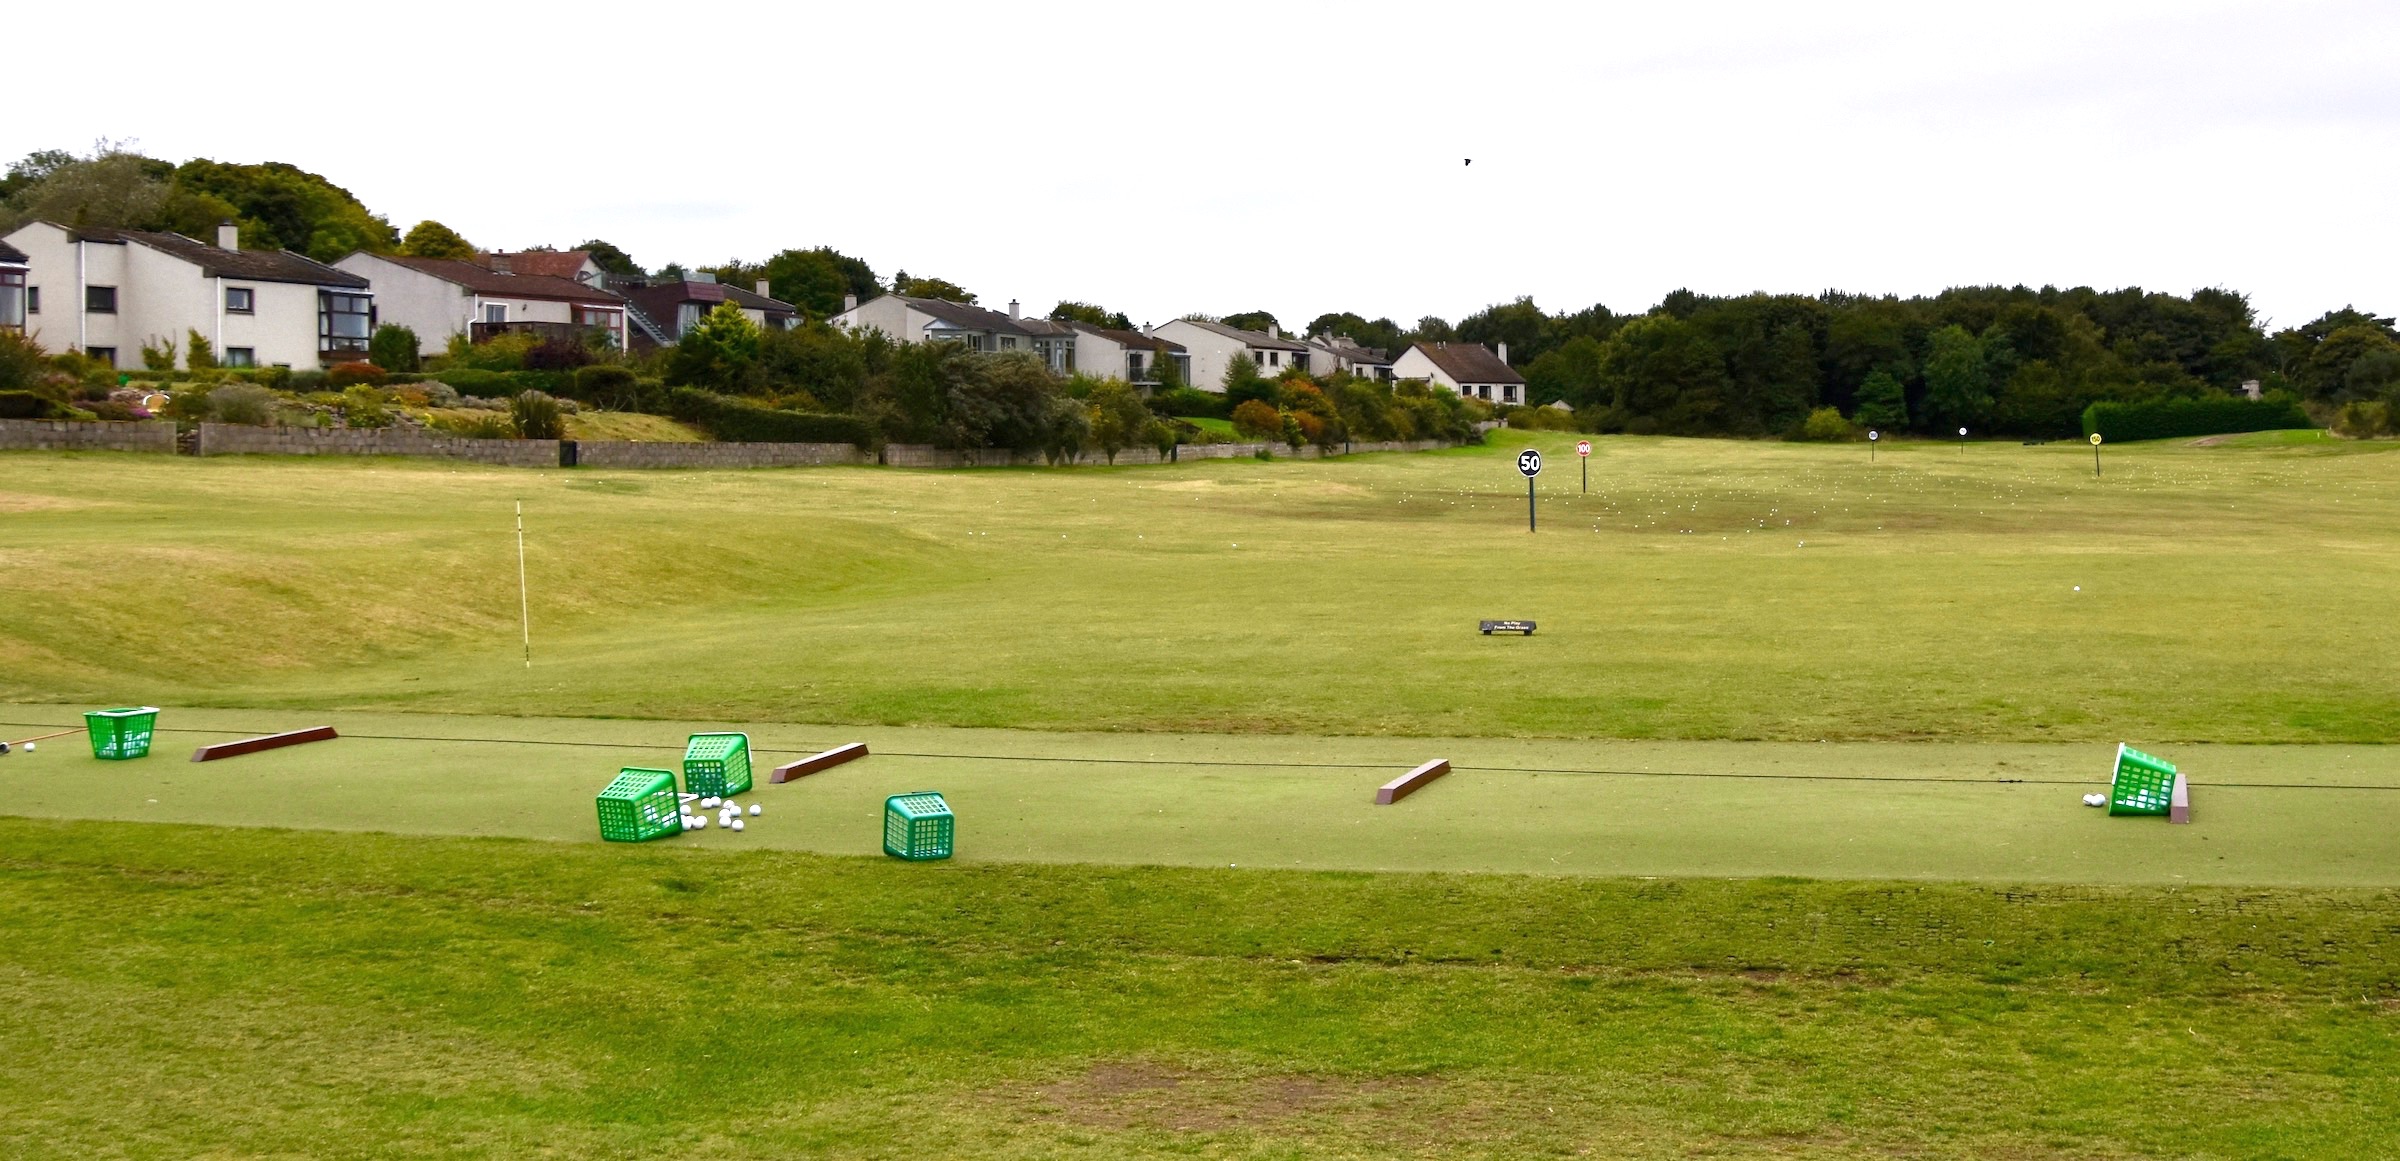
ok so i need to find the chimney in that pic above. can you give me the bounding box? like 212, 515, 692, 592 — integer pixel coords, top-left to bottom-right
1267, 323, 1280, 339
1008, 299, 1020, 319
2242, 379, 2262, 400
755, 279, 771, 298
1497, 341, 1509, 364
491, 253, 512, 275
216, 221, 239, 251
842, 293, 858, 313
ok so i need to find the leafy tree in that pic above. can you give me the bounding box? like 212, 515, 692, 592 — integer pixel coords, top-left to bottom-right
1457, 297, 1547, 362
1919, 324, 1993, 431
1526, 336, 1606, 408
400, 220, 475, 259
665, 301, 764, 393
1852, 370, 1908, 429
186, 329, 217, 371
1230, 399, 1282, 440
757, 322, 887, 412
894, 272, 975, 303
575, 239, 643, 277
367, 325, 420, 373
1049, 301, 1133, 329
1221, 354, 1274, 408
704, 248, 879, 319
140, 334, 178, 371
1306, 311, 1407, 356
1150, 347, 1186, 390
1596, 314, 1731, 433
0, 145, 171, 232
2304, 326, 2400, 401
1086, 381, 1159, 463
1412, 316, 1456, 343
168, 158, 397, 260
1221, 310, 1281, 334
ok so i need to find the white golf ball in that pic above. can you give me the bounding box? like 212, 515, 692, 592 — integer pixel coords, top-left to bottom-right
2073, 586, 2081, 592
21, 743, 32, 752
690, 816, 706, 829
731, 819, 745, 832
749, 804, 761, 817
701, 796, 719, 809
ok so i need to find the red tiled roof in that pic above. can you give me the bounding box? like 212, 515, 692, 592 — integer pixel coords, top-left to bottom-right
479, 251, 592, 280
376, 255, 623, 303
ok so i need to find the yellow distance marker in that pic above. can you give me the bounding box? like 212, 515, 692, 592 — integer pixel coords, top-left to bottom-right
2090, 431, 2104, 477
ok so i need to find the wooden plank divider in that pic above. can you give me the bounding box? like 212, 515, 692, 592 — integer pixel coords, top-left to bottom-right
1375, 759, 1451, 805
772, 742, 869, 784
190, 725, 339, 763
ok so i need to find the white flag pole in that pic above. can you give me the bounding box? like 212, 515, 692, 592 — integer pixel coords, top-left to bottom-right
515, 500, 531, 669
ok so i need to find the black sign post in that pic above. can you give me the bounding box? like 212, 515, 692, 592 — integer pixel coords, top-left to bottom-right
1868, 429, 1878, 462
1577, 439, 1590, 493
1518, 448, 1542, 532
2090, 432, 2103, 478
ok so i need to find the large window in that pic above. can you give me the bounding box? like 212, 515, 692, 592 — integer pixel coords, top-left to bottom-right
225, 286, 254, 314
486, 303, 511, 325
225, 347, 256, 368
86, 347, 117, 366
320, 292, 373, 354
26, 286, 37, 314
0, 270, 23, 329
86, 286, 117, 313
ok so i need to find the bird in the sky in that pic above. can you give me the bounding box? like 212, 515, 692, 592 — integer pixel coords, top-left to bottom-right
1464, 159, 1472, 166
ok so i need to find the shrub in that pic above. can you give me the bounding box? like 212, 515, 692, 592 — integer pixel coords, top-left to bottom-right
509, 390, 564, 440
446, 331, 539, 372
139, 335, 179, 371
2334, 400, 2390, 439
433, 368, 512, 398
1148, 386, 1228, 420
524, 336, 594, 372
1505, 404, 1583, 432
286, 370, 327, 392
328, 361, 387, 388
666, 387, 878, 446
368, 325, 420, 373
187, 329, 218, 371
572, 364, 650, 411
0, 390, 75, 419
1793, 406, 1855, 441
1230, 398, 1282, 439
2081, 395, 2312, 442
342, 386, 392, 428
208, 384, 279, 425
428, 412, 518, 439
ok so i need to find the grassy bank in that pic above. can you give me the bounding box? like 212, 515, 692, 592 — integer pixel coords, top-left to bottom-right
3, 818, 2395, 1159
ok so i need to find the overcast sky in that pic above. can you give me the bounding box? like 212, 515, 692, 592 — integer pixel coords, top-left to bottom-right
13, 0, 2395, 332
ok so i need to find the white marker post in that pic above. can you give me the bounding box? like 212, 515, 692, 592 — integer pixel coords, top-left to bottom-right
1576, 439, 1591, 493
2090, 431, 2103, 478
1868, 429, 1879, 463
515, 500, 531, 668
1517, 448, 1542, 533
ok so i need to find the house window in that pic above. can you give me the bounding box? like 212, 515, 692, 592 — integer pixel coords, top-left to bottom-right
320, 292, 374, 354
87, 286, 118, 313
485, 303, 510, 325
1503, 385, 1518, 404
86, 347, 117, 366
225, 347, 256, 368
576, 308, 616, 328
1480, 385, 1493, 400
25, 286, 38, 314
999, 336, 1018, 350
225, 286, 255, 314
0, 270, 23, 328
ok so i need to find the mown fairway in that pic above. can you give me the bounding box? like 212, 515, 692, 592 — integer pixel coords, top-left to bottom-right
1, 429, 2396, 742
3, 434, 2396, 1158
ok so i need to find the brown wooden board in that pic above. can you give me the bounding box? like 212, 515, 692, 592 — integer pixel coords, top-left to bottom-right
772, 742, 869, 784
190, 725, 339, 762
1375, 759, 1451, 805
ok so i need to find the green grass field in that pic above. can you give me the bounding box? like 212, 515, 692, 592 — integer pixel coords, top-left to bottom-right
3, 434, 2396, 1157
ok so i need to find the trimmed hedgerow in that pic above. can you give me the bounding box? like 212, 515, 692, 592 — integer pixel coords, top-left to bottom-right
2082, 395, 2312, 443
666, 387, 877, 446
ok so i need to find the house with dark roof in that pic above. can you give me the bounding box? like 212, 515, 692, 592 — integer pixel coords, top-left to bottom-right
1303, 333, 1393, 381
1062, 321, 1189, 387
3, 220, 373, 369
618, 275, 799, 348
832, 293, 1046, 354
1391, 340, 1526, 405
0, 238, 27, 334
477, 250, 608, 287
333, 252, 627, 351
1150, 317, 1315, 393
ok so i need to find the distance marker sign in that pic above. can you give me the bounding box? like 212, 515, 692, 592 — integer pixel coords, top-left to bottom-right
1518, 449, 1541, 532
1576, 440, 1591, 457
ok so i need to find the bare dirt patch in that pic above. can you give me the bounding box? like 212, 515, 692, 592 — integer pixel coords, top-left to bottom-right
1001, 1060, 1437, 1134
0, 492, 89, 513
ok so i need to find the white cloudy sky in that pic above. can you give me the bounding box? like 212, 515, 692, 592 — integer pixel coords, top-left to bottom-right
12, 0, 2396, 331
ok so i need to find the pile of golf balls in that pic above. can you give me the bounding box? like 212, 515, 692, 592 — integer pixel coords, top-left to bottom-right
2082, 793, 2108, 808
679, 797, 763, 835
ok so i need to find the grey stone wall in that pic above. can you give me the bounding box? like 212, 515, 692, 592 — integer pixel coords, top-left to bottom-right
0, 419, 178, 453
573, 440, 866, 469
879, 438, 1451, 468
195, 423, 561, 467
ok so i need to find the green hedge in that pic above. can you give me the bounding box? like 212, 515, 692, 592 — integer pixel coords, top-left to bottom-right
2082, 395, 2312, 443
666, 388, 878, 446
0, 391, 77, 419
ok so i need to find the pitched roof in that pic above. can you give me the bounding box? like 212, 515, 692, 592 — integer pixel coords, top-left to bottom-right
1171, 317, 1311, 351
1064, 320, 1185, 352
1404, 341, 1524, 384
479, 250, 593, 280
70, 226, 368, 288
904, 295, 1038, 336
370, 255, 623, 303
719, 282, 798, 315
1311, 335, 1390, 365
0, 238, 25, 264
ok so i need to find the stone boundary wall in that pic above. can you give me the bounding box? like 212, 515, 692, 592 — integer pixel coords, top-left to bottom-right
879, 438, 1451, 468
574, 440, 866, 469
0, 419, 178, 453
195, 423, 561, 467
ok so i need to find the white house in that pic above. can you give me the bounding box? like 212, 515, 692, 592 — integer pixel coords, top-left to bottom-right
1063, 321, 1190, 387
1303, 333, 1393, 381
1392, 340, 1526, 405
0, 238, 27, 335
832, 293, 1047, 355
3, 220, 373, 369
333, 253, 626, 351
1150, 318, 1315, 393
